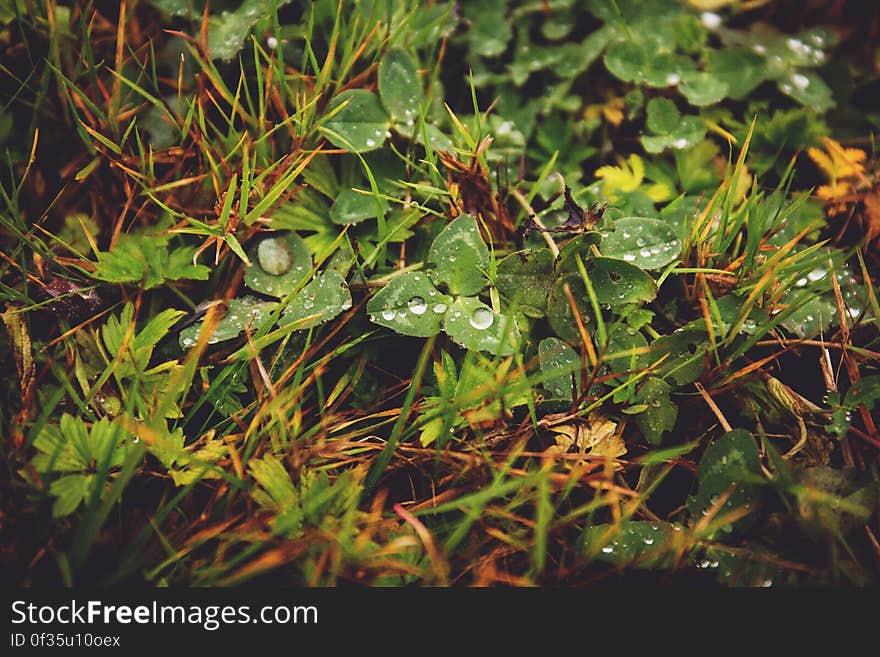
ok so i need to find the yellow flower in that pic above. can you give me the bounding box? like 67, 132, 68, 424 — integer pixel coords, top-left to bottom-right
595, 154, 673, 202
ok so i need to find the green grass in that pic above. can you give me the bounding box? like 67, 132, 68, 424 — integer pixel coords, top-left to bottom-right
1, 0, 879, 587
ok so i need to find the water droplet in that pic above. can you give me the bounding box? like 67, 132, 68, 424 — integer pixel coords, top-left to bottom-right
807, 268, 826, 281
639, 247, 652, 258
623, 253, 637, 262
365, 138, 376, 148
469, 307, 494, 330
182, 337, 193, 347
341, 299, 352, 311
665, 73, 680, 86
644, 537, 655, 545
796, 277, 808, 287
381, 309, 396, 321
266, 36, 278, 50
408, 296, 427, 315
791, 73, 810, 90
433, 303, 447, 314
496, 120, 514, 136
303, 299, 314, 310
601, 545, 614, 554
257, 237, 293, 275
787, 37, 807, 55
635, 237, 646, 247
752, 44, 766, 55
700, 11, 722, 29
672, 138, 689, 149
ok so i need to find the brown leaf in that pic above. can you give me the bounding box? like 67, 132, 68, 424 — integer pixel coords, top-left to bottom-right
547, 414, 626, 465
863, 189, 880, 242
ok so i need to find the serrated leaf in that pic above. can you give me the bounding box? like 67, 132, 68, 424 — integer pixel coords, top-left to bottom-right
600, 217, 681, 270
322, 90, 390, 153
587, 257, 657, 305
632, 377, 677, 445
687, 429, 763, 533
94, 234, 206, 290
250, 455, 297, 509
495, 249, 555, 316
49, 474, 92, 518
367, 271, 451, 337
329, 188, 389, 225
539, 337, 581, 399
278, 270, 351, 329
244, 231, 311, 297
378, 47, 422, 125
426, 215, 490, 296
166, 245, 210, 281
443, 297, 520, 356
844, 376, 880, 411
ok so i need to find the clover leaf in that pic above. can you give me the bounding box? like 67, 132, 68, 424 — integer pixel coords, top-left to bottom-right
600, 217, 681, 270
278, 271, 352, 329
367, 271, 452, 337
641, 98, 706, 153
443, 297, 520, 356
322, 89, 390, 153
244, 231, 311, 298
426, 214, 490, 296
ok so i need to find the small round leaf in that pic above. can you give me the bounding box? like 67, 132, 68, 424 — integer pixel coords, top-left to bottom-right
587, 257, 657, 305
539, 337, 581, 399
600, 217, 681, 270
378, 48, 423, 125
278, 270, 352, 330
443, 297, 520, 356
426, 215, 490, 296
244, 232, 311, 298
495, 249, 555, 316
367, 271, 451, 337
322, 90, 390, 153
179, 296, 278, 348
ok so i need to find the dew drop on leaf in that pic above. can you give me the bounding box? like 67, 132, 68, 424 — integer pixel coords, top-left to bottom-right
469, 307, 494, 330
408, 296, 428, 315
257, 237, 293, 275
